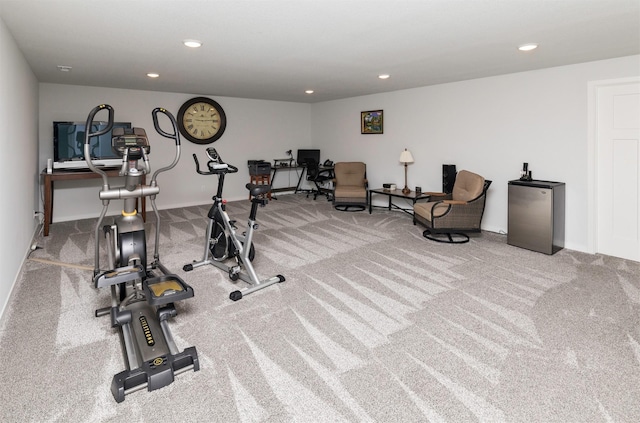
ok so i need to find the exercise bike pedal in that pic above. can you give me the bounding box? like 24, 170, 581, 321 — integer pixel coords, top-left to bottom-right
95, 265, 146, 289
228, 266, 241, 281
143, 275, 194, 306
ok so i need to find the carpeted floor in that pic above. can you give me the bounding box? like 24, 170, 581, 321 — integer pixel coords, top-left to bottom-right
1, 194, 639, 422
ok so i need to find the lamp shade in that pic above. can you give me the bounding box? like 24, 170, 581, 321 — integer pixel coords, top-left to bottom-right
399, 149, 414, 164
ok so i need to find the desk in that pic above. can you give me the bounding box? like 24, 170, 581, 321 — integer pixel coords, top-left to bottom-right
42, 168, 146, 236
270, 164, 304, 193
270, 164, 335, 194
369, 188, 430, 217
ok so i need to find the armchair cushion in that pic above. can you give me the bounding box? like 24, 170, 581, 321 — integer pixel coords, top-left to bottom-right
334, 162, 367, 186
414, 202, 449, 221
452, 170, 485, 202
335, 184, 367, 198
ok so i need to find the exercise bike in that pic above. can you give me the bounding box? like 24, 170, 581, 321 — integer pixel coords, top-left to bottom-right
183, 147, 285, 301
85, 104, 199, 403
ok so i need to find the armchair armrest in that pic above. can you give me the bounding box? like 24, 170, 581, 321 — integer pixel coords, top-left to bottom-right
443, 200, 467, 205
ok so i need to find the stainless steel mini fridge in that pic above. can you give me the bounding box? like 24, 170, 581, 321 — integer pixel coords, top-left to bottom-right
508, 180, 565, 254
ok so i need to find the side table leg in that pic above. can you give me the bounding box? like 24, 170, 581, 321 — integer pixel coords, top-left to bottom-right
43, 174, 52, 236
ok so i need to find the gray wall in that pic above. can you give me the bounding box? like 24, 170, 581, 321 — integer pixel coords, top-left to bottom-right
0, 17, 39, 317
38, 84, 312, 221
38, 56, 640, 251
311, 55, 640, 252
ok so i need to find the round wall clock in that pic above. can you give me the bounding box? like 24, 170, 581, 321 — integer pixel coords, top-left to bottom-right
177, 97, 227, 144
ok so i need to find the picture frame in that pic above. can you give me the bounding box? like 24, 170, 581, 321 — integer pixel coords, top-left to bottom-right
361, 110, 383, 134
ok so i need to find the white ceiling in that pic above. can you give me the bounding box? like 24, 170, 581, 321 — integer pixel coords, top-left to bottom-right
1, 0, 639, 103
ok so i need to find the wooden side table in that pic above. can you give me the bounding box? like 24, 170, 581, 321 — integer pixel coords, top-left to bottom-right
249, 174, 272, 199
42, 168, 146, 236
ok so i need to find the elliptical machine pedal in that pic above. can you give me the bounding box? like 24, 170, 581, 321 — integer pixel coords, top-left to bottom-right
144, 274, 194, 305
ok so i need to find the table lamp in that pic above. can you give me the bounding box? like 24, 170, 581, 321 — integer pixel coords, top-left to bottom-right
399, 148, 414, 194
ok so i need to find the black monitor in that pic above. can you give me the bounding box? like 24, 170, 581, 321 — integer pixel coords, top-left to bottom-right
53, 121, 132, 162
296, 149, 320, 166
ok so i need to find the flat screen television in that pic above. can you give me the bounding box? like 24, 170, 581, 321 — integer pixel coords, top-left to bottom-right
53, 121, 132, 169
296, 149, 320, 166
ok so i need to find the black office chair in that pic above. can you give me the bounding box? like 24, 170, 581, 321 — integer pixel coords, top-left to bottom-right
305, 159, 333, 200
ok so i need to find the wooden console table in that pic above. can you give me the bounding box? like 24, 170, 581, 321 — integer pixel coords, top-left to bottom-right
42, 168, 146, 236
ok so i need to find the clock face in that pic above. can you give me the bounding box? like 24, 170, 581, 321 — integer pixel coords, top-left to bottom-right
177, 97, 227, 144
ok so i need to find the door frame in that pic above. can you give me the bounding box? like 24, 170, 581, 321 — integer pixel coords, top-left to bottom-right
587, 76, 640, 255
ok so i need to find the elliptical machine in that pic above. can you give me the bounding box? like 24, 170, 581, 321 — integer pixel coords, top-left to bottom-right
183, 147, 285, 301
85, 104, 199, 403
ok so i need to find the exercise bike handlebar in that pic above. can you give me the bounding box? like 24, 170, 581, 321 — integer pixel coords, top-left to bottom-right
192, 152, 239, 176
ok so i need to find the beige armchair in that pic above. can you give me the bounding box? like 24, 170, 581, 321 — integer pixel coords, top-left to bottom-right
414, 170, 491, 243
332, 162, 368, 211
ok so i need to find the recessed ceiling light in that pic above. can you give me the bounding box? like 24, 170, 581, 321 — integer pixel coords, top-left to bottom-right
305, 90, 314, 94
378, 74, 390, 80
183, 39, 202, 48
518, 43, 538, 51
147, 73, 160, 78
57, 65, 72, 72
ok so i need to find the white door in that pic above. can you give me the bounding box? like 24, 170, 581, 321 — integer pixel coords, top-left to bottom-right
596, 81, 640, 262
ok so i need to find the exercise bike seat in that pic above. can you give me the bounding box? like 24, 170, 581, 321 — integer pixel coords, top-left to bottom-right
143, 275, 194, 306
246, 183, 271, 198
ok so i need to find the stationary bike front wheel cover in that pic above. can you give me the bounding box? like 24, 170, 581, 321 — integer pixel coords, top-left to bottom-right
209, 220, 228, 261
229, 241, 255, 262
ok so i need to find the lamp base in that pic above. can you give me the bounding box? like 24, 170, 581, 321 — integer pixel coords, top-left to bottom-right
402, 163, 411, 195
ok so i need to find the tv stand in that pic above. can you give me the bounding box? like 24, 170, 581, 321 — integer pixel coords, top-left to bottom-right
41, 168, 146, 236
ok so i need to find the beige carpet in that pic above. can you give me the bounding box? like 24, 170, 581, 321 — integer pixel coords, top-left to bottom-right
1, 194, 639, 422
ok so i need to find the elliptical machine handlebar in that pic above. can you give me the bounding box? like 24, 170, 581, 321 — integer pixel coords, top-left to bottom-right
82, 104, 182, 187
84, 104, 115, 183
85, 104, 114, 140
150, 107, 182, 185
152, 107, 180, 145
192, 147, 239, 175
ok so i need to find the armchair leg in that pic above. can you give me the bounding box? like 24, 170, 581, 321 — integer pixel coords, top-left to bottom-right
422, 230, 469, 244
334, 204, 366, 212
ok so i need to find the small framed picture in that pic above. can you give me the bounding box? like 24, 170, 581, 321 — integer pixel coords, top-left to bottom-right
361, 110, 383, 134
